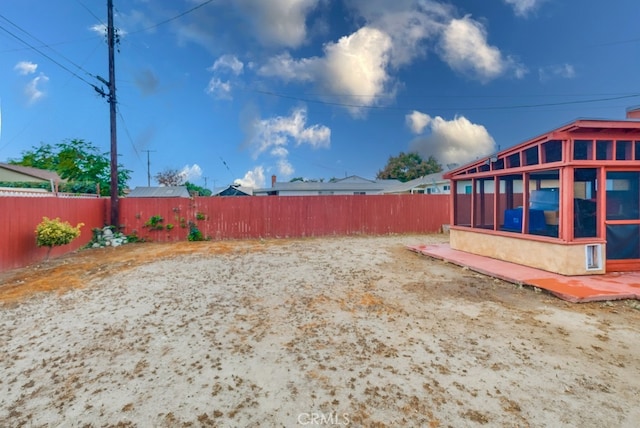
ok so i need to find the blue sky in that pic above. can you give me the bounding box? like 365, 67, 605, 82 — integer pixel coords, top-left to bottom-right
1, 0, 639, 189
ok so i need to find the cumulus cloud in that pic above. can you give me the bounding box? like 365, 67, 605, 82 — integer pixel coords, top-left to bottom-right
407, 112, 496, 166
243, 107, 330, 179
439, 16, 525, 82
406, 110, 432, 134
235, 166, 266, 188
503, 0, 544, 17
180, 164, 203, 182
249, 106, 330, 157
259, 26, 394, 115
539, 63, 576, 82
210, 54, 244, 75
14, 61, 38, 75
25, 74, 49, 105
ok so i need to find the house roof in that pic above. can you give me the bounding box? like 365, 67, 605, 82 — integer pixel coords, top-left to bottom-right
382, 172, 448, 194
254, 176, 401, 194
212, 185, 253, 196
127, 186, 191, 198
444, 118, 640, 180
0, 163, 62, 182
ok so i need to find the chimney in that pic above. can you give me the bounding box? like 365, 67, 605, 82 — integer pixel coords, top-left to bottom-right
626, 106, 640, 120
271, 175, 277, 188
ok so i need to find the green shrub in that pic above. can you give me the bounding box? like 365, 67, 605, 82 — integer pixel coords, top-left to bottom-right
187, 221, 204, 241
144, 215, 164, 230
35, 217, 84, 260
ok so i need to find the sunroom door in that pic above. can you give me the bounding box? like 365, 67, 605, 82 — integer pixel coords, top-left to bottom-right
605, 171, 640, 271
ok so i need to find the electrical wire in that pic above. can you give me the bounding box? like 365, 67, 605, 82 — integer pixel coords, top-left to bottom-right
126, 0, 216, 35
0, 16, 100, 89
251, 89, 640, 113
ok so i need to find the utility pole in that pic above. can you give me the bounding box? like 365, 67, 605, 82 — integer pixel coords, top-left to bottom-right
203, 176, 208, 188
143, 150, 156, 186
107, 0, 119, 227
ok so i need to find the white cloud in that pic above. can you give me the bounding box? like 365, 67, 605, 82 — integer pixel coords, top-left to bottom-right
235, 0, 321, 48
259, 26, 394, 115
503, 0, 544, 17
14, 61, 38, 75
249, 107, 330, 157
408, 113, 496, 166
210, 54, 244, 75
539, 63, 576, 82
406, 110, 432, 134
235, 166, 265, 188
277, 158, 295, 176
244, 107, 330, 179
25, 74, 49, 105
180, 164, 203, 182
205, 78, 233, 100
439, 16, 524, 82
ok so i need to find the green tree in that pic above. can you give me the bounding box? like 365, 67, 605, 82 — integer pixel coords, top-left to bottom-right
10, 139, 131, 196
185, 181, 212, 196
376, 152, 442, 182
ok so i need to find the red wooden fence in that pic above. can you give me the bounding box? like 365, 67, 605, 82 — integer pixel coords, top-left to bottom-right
1, 197, 108, 272
0, 194, 450, 272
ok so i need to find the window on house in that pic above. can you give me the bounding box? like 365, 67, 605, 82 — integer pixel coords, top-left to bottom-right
574, 140, 593, 160
596, 140, 613, 160
499, 174, 524, 233
454, 180, 472, 227
542, 140, 562, 163
616, 140, 632, 160
574, 168, 598, 238
524, 146, 539, 166
473, 178, 495, 230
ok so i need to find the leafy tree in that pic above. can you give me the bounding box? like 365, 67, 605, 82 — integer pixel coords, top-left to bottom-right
376, 152, 442, 182
185, 181, 212, 196
155, 168, 184, 186
10, 139, 131, 196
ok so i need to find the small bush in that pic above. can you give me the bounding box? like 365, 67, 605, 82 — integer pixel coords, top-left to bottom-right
35, 217, 84, 260
187, 221, 204, 241
144, 215, 164, 230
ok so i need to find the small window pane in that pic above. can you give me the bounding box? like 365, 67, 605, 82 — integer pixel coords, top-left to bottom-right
574, 140, 592, 160
506, 153, 520, 168
596, 140, 612, 160
635, 141, 640, 160
524, 146, 539, 165
542, 140, 562, 163
616, 141, 632, 160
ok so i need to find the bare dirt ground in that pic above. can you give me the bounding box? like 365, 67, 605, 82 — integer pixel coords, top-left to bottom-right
1, 234, 639, 427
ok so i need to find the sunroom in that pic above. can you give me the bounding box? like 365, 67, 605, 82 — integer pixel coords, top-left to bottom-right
444, 115, 640, 276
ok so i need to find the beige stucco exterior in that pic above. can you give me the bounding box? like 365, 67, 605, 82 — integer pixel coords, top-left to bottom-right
450, 228, 606, 276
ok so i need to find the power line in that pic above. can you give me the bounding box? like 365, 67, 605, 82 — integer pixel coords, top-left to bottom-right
0, 14, 99, 85
126, 0, 216, 35
251, 89, 640, 113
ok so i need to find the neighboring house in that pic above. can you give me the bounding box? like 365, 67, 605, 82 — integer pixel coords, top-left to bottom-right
253, 175, 401, 196
212, 184, 253, 196
127, 186, 191, 198
382, 171, 451, 195
0, 163, 62, 191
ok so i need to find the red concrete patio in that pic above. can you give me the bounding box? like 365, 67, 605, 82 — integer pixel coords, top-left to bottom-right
408, 243, 640, 303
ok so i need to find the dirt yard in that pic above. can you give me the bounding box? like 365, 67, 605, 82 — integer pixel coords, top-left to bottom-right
1, 234, 639, 427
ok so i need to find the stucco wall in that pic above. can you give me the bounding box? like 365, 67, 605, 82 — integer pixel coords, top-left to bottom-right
450, 228, 605, 275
